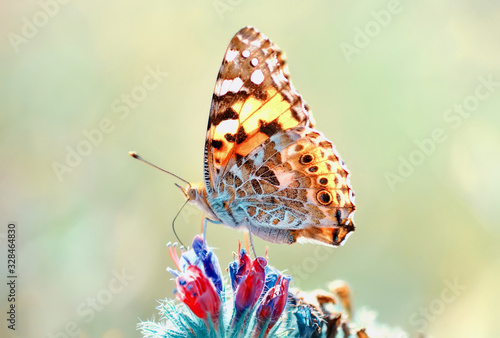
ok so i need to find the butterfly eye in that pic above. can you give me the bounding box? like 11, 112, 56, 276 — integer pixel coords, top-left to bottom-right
188, 189, 197, 201
300, 154, 313, 164
316, 190, 333, 205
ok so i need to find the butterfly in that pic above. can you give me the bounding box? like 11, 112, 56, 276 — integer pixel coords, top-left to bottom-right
182, 26, 356, 246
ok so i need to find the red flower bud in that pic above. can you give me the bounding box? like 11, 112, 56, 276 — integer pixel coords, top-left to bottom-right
175, 265, 221, 322
234, 257, 267, 314
255, 277, 290, 335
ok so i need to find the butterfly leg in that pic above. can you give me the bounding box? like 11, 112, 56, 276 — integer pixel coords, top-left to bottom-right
245, 219, 258, 258
202, 217, 222, 248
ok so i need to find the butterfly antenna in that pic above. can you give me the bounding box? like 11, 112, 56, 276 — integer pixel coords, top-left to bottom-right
129, 151, 191, 188
129, 151, 190, 246
172, 200, 189, 248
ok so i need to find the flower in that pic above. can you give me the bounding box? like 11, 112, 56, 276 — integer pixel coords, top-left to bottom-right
175, 265, 221, 322
228, 247, 252, 291
166, 236, 223, 330
138, 234, 408, 338
233, 255, 266, 314
230, 251, 268, 332
254, 275, 290, 336
172, 235, 223, 296
292, 301, 322, 337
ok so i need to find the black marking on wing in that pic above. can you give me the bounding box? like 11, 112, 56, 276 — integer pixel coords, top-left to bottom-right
236, 126, 248, 144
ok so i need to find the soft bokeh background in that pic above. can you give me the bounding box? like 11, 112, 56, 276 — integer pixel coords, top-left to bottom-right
1, 1, 499, 337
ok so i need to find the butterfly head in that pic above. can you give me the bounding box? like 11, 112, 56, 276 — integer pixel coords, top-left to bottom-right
180, 182, 220, 222
179, 182, 201, 203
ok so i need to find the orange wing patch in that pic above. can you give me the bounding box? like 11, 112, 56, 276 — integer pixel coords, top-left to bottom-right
205, 27, 315, 190
209, 86, 304, 175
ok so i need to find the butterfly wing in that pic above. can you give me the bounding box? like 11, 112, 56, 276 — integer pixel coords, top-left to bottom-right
204, 26, 314, 193
222, 126, 356, 246
204, 26, 356, 246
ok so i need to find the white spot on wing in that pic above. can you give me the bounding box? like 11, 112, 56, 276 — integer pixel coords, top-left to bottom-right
229, 77, 244, 93
251, 40, 262, 47
251, 58, 258, 66
214, 80, 221, 95
217, 119, 239, 134
250, 70, 265, 85
217, 79, 232, 96
242, 50, 250, 58
225, 49, 238, 62
215, 77, 246, 96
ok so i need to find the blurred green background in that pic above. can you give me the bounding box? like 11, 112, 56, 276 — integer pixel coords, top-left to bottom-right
1, 0, 499, 337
